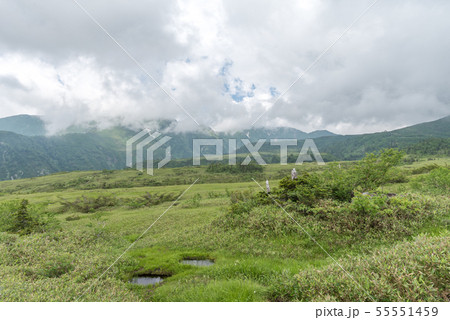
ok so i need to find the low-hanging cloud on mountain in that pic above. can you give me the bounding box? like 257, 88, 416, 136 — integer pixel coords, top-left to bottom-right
0, 0, 449, 134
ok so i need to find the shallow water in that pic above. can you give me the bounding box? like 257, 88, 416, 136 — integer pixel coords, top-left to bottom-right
181, 259, 214, 266
129, 276, 164, 286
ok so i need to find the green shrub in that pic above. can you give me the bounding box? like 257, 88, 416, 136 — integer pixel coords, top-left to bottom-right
127, 192, 180, 208
182, 193, 202, 208
206, 162, 263, 174
410, 167, 449, 194
268, 234, 449, 301
402, 155, 418, 164
411, 164, 439, 175
213, 190, 262, 229
207, 191, 222, 199
0, 199, 57, 235
384, 168, 409, 183
8, 200, 38, 235
229, 189, 255, 204
272, 149, 407, 208
0, 201, 18, 233
60, 194, 118, 213
276, 173, 329, 206
217, 203, 297, 238
226, 198, 256, 219
322, 165, 355, 202
425, 167, 449, 192
271, 149, 404, 208
315, 193, 438, 238
65, 215, 81, 221
218, 149, 440, 241
214, 188, 302, 237
352, 149, 404, 191
245, 205, 298, 237
350, 192, 388, 216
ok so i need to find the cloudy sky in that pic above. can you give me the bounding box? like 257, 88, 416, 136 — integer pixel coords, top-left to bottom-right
0, 0, 449, 134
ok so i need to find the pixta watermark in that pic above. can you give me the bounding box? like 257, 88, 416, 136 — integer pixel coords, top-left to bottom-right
126, 129, 325, 175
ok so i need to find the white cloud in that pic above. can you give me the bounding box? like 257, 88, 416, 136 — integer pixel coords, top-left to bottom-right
0, 0, 448, 134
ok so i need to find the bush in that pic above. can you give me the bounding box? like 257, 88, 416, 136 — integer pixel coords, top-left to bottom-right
270, 149, 404, 208
127, 192, 180, 208
182, 193, 202, 208
229, 190, 255, 204
0, 199, 56, 235
349, 192, 389, 216
214, 190, 264, 229
217, 203, 297, 238
207, 191, 222, 199
60, 194, 118, 213
402, 155, 418, 164
424, 167, 449, 192
410, 167, 450, 194
8, 200, 37, 234
218, 149, 438, 240
206, 162, 264, 174
268, 234, 449, 301
314, 193, 438, 238
411, 164, 439, 175
245, 205, 298, 237
352, 149, 404, 191
65, 215, 81, 221
276, 173, 330, 206
384, 168, 408, 183
322, 165, 355, 202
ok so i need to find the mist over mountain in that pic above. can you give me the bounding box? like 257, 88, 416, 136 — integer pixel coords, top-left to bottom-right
0, 114, 338, 139
0, 114, 448, 181
2, 1, 450, 136
0, 114, 46, 136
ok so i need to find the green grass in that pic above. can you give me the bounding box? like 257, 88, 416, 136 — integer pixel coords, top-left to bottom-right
0, 157, 448, 301
0, 161, 326, 196
269, 233, 449, 302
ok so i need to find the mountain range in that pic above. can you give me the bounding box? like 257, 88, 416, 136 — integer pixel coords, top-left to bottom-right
0, 114, 46, 136
0, 114, 448, 181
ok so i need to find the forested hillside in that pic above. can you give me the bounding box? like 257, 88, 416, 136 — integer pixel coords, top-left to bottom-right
0, 115, 448, 180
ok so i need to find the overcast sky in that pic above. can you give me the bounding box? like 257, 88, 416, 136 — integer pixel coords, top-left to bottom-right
0, 0, 449, 134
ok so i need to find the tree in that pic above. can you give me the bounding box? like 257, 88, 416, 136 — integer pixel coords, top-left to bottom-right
9, 199, 35, 235
354, 149, 404, 191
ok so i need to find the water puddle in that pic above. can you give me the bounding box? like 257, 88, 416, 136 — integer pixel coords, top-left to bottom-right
181, 259, 214, 266
129, 275, 165, 286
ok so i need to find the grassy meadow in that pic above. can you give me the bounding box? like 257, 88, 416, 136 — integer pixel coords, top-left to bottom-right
0, 154, 448, 302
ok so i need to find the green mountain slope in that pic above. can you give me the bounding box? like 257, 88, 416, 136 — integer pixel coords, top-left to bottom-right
313, 116, 450, 159
0, 115, 448, 180
0, 131, 124, 180
0, 114, 46, 136
229, 127, 336, 140
247, 116, 450, 160
393, 115, 450, 137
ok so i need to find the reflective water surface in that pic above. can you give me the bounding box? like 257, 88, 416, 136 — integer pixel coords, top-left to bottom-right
129, 276, 164, 286
181, 259, 215, 266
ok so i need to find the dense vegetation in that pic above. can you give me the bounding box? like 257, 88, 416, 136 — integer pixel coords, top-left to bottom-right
0, 152, 448, 301
0, 199, 58, 235
0, 115, 448, 180
217, 150, 445, 243
270, 235, 449, 301
406, 137, 450, 156
206, 162, 264, 174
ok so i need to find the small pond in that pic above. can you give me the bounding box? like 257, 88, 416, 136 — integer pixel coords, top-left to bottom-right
181, 259, 215, 266
129, 275, 165, 286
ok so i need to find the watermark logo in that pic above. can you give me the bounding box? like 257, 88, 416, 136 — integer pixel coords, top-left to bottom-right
126, 134, 324, 176
126, 129, 172, 175
193, 138, 325, 166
